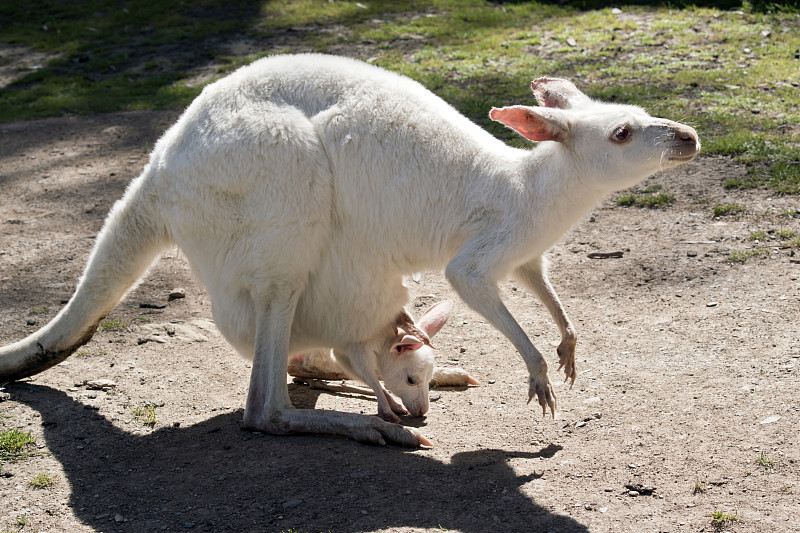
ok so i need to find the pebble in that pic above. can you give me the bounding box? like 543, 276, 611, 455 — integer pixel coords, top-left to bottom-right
628, 490, 640, 497
26, 318, 37, 326
86, 379, 117, 390
114, 514, 124, 523
169, 288, 186, 300
184, 522, 195, 529
706, 301, 719, 307
282, 499, 302, 509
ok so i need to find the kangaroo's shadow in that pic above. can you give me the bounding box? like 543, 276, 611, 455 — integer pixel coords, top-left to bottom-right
10, 383, 589, 533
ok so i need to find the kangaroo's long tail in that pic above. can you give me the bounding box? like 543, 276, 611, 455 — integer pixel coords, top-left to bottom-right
0, 171, 170, 382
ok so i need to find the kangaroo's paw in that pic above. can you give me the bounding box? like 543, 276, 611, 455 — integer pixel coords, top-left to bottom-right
556, 338, 577, 387
527, 372, 557, 418
379, 390, 409, 422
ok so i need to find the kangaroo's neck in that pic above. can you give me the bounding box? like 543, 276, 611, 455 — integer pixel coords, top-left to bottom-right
493, 143, 607, 256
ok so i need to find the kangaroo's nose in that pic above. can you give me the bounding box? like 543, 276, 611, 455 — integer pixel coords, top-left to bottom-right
676, 125, 700, 150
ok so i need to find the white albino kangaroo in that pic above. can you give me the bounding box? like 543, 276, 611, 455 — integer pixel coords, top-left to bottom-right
0, 54, 700, 447
289, 300, 479, 422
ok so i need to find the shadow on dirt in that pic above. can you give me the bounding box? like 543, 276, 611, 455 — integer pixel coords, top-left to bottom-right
10, 382, 588, 532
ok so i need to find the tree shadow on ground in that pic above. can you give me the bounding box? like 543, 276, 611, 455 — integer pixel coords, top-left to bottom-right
9, 383, 588, 532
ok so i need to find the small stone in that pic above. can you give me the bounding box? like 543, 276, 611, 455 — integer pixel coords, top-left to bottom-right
86, 379, 117, 390
759, 415, 780, 424
430, 392, 442, 402
598, 506, 608, 513
628, 490, 640, 497
604, 487, 613, 492
488, 379, 496, 384
567, 36, 578, 47
360, 509, 368, 515
687, 250, 698, 257
184, 522, 195, 529
26, 318, 37, 326
460, 347, 467, 353
169, 288, 186, 300
114, 514, 124, 523
611, 7, 622, 14
706, 301, 719, 307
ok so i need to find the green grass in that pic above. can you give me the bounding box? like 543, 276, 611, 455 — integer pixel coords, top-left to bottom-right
133, 404, 157, 426
712, 203, 746, 217
755, 450, 775, 470
728, 248, 770, 263
618, 184, 676, 208
710, 509, 739, 528
693, 478, 709, 494
1, 1, 799, 193
0, 429, 37, 463
99, 318, 128, 332
28, 472, 58, 489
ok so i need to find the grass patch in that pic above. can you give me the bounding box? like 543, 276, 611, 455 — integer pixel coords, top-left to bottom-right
693, 478, 709, 494
727, 248, 770, 263
712, 203, 746, 217
1, 2, 799, 194
617, 185, 675, 209
99, 318, 128, 332
0, 429, 37, 463
755, 451, 775, 470
28, 472, 58, 489
710, 509, 739, 528
133, 404, 157, 426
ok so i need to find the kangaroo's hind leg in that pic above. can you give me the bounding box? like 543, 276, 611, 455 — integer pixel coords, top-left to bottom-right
242, 284, 301, 432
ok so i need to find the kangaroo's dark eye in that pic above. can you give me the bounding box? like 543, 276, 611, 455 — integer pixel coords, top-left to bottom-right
612, 127, 631, 143
407, 376, 417, 385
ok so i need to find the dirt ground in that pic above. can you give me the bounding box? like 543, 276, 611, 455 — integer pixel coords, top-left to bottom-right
1, 99, 799, 533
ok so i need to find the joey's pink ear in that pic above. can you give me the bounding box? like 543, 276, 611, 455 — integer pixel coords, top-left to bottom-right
489, 106, 569, 143
418, 300, 453, 339
531, 77, 591, 109
392, 335, 425, 354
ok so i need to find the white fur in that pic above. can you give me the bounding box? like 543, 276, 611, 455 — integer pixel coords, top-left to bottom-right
0, 54, 699, 446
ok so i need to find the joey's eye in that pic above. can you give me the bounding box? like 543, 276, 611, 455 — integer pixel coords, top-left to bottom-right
612, 127, 631, 143
407, 376, 417, 386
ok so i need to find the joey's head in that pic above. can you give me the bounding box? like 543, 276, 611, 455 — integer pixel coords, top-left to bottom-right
490, 77, 700, 192
378, 301, 453, 417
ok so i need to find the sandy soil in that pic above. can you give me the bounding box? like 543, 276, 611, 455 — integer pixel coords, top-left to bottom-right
0, 105, 799, 533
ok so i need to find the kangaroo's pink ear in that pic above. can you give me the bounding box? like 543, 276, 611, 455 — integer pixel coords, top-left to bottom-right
531, 77, 591, 109
392, 335, 425, 354
489, 106, 569, 143
418, 300, 453, 339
